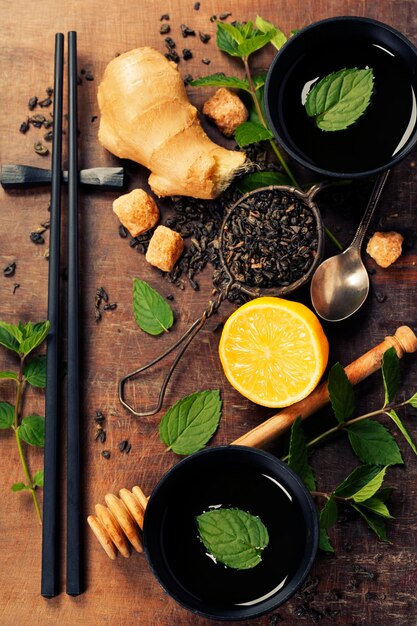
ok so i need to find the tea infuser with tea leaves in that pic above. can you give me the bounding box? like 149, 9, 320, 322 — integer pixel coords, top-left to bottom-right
118, 184, 327, 417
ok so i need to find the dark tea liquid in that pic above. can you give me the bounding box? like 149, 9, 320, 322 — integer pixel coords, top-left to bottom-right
161, 464, 307, 607
279, 40, 417, 173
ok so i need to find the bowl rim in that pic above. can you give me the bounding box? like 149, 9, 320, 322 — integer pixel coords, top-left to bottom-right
143, 445, 319, 621
264, 15, 417, 179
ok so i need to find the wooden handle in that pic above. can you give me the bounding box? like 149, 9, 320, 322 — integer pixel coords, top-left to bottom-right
232, 325, 417, 449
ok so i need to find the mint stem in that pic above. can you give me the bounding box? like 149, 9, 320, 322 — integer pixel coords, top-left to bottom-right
13, 356, 42, 525
242, 56, 299, 188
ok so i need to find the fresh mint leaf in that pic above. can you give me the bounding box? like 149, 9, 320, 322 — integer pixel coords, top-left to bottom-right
305, 67, 374, 131
24, 355, 47, 388
19, 321, 50, 357
319, 527, 334, 553
190, 73, 250, 92
358, 495, 393, 519
133, 278, 174, 336
196, 507, 269, 569
11, 482, 30, 492
387, 409, 417, 455
319, 495, 338, 529
0, 401, 14, 429
352, 504, 389, 542
159, 390, 222, 455
334, 465, 386, 502
0, 371, 18, 381
236, 171, 292, 193
382, 347, 400, 406
18, 415, 45, 447
0, 321, 22, 354
328, 362, 355, 423
234, 121, 273, 147
407, 392, 417, 408
347, 419, 403, 466
238, 30, 277, 58
253, 72, 267, 90
255, 16, 287, 50
288, 416, 316, 491
33, 469, 44, 488
216, 22, 242, 56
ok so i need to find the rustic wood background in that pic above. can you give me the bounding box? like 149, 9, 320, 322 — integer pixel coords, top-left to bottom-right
1, 0, 417, 624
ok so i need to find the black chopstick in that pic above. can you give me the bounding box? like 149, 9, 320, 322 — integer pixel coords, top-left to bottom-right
41, 32, 64, 599
66, 30, 82, 596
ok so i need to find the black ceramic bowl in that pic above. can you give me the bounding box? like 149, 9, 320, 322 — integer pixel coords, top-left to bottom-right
265, 16, 417, 178
143, 446, 318, 621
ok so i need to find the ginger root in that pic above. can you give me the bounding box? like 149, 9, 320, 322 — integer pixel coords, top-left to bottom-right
97, 48, 246, 199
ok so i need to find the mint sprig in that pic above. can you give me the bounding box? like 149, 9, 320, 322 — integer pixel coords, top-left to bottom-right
196, 507, 269, 570
305, 67, 374, 131
0, 319, 49, 524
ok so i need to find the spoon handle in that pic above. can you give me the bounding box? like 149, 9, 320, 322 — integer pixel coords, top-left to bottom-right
351, 169, 390, 250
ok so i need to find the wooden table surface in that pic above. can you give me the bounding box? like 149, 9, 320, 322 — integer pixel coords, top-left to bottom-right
1, 0, 417, 624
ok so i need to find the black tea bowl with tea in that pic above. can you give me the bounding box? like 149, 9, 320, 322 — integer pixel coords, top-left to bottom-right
143, 446, 318, 621
265, 16, 417, 178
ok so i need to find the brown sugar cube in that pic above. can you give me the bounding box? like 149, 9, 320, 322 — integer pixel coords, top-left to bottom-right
113, 188, 159, 237
366, 231, 404, 268
202, 87, 248, 136
146, 225, 184, 272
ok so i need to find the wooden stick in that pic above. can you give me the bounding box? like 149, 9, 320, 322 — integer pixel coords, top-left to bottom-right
232, 326, 417, 449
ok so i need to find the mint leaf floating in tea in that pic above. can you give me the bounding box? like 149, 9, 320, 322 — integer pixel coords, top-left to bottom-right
305, 68, 374, 131
133, 278, 174, 335
196, 507, 269, 570
159, 390, 222, 455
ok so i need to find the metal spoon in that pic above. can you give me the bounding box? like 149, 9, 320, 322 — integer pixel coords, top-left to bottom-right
310, 170, 390, 322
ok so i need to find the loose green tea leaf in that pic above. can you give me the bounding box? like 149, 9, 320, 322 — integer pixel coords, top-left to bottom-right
18, 415, 45, 447
288, 416, 316, 491
24, 355, 47, 388
19, 321, 50, 356
319, 527, 334, 553
0, 321, 21, 354
33, 469, 44, 488
328, 362, 355, 423
190, 73, 250, 91
352, 504, 389, 542
358, 495, 393, 519
319, 495, 338, 529
255, 16, 287, 50
387, 409, 417, 455
305, 67, 374, 131
234, 121, 273, 147
334, 465, 386, 502
0, 402, 14, 429
236, 171, 292, 193
159, 390, 222, 455
196, 507, 269, 569
11, 482, 30, 492
382, 347, 400, 406
347, 420, 403, 466
133, 278, 174, 335
0, 371, 18, 381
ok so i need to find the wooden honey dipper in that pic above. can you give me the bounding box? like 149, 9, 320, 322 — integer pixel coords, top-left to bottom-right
88, 326, 417, 559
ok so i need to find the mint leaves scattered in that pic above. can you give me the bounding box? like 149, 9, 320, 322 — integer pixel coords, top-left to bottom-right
133, 278, 174, 336
159, 390, 222, 455
305, 68, 374, 131
0, 318, 49, 523
196, 507, 269, 569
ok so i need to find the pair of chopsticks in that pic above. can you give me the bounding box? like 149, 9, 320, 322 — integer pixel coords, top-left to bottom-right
41, 32, 81, 598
